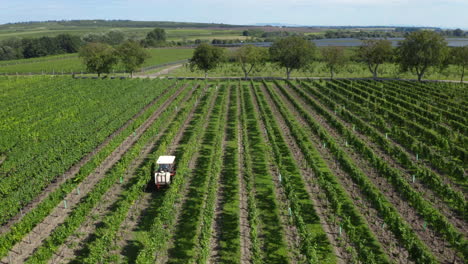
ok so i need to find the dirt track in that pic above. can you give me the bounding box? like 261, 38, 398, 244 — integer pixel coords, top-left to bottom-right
237, 85, 252, 264
134, 64, 184, 79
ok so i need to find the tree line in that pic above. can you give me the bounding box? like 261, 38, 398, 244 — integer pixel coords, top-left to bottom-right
0, 27, 167, 61
189, 31, 468, 82
0, 34, 81, 60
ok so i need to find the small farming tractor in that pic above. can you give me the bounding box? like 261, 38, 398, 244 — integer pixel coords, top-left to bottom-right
154, 155, 176, 189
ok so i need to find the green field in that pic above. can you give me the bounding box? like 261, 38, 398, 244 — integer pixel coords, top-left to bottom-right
0, 48, 193, 74
0, 22, 245, 42
0, 28, 245, 42
0, 53, 78, 66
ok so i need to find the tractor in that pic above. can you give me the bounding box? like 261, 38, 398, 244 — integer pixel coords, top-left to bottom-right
154, 155, 176, 189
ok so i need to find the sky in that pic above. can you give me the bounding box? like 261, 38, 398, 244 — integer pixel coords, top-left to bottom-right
1, 0, 467, 29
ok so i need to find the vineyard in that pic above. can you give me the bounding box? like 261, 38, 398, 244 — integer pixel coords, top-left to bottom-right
0, 76, 466, 264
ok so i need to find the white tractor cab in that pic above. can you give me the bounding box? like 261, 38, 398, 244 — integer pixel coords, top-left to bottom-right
154, 155, 176, 189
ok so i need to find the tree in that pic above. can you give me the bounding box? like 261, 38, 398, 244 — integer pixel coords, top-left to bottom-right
82, 33, 105, 44
321, 46, 347, 79
117, 40, 149, 77
357, 39, 393, 79
22, 38, 50, 58
189, 43, 225, 78
0, 38, 23, 60
0, 46, 17, 60
79, 42, 118, 77
450, 46, 468, 83
453, 28, 464, 37
105, 30, 125, 45
269, 36, 315, 79
144, 28, 166, 47
397, 31, 448, 81
56, 34, 81, 53
234, 45, 268, 79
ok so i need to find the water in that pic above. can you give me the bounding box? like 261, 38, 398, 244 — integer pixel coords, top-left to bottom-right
218, 38, 468, 47
312, 38, 468, 47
